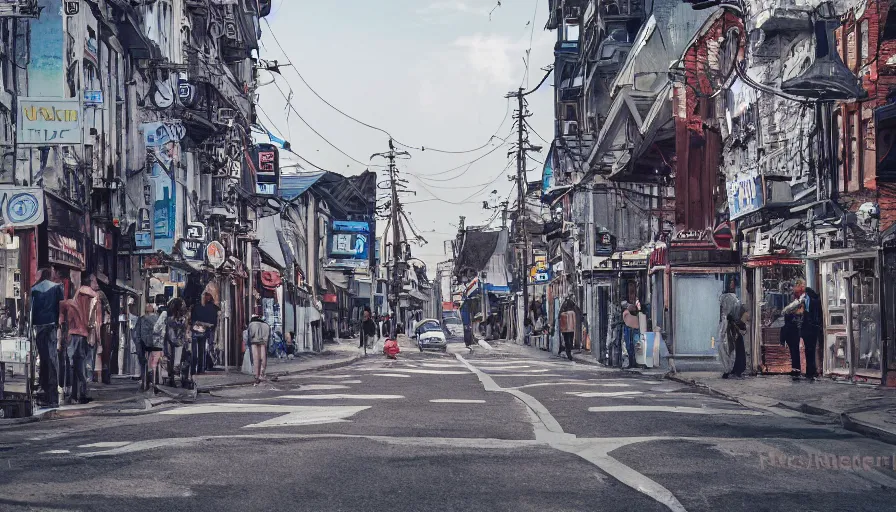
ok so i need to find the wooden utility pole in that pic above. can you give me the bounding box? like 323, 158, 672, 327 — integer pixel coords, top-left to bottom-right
373, 139, 410, 336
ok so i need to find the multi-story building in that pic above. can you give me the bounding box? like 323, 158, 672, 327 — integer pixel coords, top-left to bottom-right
0, 0, 309, 378
541, 0, 893, 384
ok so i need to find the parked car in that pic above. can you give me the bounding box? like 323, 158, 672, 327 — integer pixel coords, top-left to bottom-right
413, 319, 448, 352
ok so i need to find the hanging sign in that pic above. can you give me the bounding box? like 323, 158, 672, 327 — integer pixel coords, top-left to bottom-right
0, 186, 44, 229
206, 241, 226, 268
726, 173, 764, 220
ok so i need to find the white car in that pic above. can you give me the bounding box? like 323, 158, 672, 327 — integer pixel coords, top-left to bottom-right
414, 319, 448, 352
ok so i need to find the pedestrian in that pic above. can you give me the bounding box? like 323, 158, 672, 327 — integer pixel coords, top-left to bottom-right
621, 300, 641, 369
247, 316, 271, 385
781, 281, 804, 381
190, 291, 218, 375
59, 276, 101, 404
559, 292, 581, 361
718, 294, 747, 379
57, 299, 73, 402
360, 308, 379, 349
30, 268, 63, 408
285, 331, 296, 359
782, 279, 822, 382
134, 303, 161, 391
161, 298, 189, 388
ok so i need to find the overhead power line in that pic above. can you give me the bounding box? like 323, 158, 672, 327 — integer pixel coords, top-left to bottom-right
270, 79, 383, 169
262, 17, 512, 155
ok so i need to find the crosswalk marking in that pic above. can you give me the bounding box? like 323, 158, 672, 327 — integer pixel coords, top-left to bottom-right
279, 394, 404, 400
588, 406, 763, 416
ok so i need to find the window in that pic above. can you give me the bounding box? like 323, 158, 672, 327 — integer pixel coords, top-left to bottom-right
860, 20, 869, 63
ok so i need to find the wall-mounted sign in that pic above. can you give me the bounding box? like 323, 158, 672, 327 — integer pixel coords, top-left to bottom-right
726, 173, 764, 220
206, 241, 226, 268
84, 90, 103, 104
529, 254, 552, 283
186, 223, 205, 241
0, 186, 44, 229
669, 229, 716, 250
63, 1, 79, 16
18, 98, 82, 144
48, 233, 85, 269
180, 240, 205, 261
594, 228, 615, 256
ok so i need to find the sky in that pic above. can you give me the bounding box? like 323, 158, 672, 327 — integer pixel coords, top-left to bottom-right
257, 0, 556, 274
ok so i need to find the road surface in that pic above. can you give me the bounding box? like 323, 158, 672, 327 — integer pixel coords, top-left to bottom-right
2, 342, 895, 511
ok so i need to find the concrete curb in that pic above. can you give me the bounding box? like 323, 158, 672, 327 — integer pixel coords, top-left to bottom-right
666, 373, 896, 445
196, 356, 362, 393
841, 413, 896, 446
0, 396, 176, 426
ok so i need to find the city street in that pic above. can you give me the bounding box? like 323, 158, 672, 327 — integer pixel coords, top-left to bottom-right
2, 342, 896, 511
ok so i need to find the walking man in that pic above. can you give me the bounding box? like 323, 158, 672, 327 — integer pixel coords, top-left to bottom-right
360, 308, 379, 350
31, 268, 63, 408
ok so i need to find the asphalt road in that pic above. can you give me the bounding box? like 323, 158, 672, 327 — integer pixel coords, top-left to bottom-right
2, 341, 896, 512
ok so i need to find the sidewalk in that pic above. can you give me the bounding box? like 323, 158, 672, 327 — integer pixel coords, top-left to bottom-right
1, 344, 362, 425
670, 372, 896, 445
194, 343, 361, 392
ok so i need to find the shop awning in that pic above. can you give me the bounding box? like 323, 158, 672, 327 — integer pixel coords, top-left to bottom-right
325, 270, 351, 291
280, 172, 325, 201
257, 214, 287, 269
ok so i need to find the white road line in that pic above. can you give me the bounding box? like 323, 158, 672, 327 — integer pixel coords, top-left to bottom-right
42, 450, 71, 454
588, 406, 763, 416
296, 384, 350, 391
77, 442, 132, 449
372, 373, 411, 378
567, 391, 643, 398
429, 399, 487, 404
487, 373, 564, 377
361, 368, 469, 375
278, 394, 404, 400
159, 403, 370, 428
456, 353, 688, 512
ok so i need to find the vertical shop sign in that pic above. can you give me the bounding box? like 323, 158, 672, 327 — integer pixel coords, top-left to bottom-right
140, 122, 185, 254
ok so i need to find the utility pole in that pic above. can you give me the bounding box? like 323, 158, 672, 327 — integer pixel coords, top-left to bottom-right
506, 88, 541, 337
373, 139, 410, 337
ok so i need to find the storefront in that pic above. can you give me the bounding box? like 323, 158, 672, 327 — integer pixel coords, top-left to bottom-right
819, 253, 882, 383
583, 255, 615, 363
667, 231, 739, 365
743, 256, 806, 374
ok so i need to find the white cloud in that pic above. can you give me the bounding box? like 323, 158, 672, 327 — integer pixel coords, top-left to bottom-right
453, 31, 554, 89
419, 1, 492, 16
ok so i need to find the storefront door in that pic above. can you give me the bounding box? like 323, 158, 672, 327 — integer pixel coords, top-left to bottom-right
822, 257, 882, 381
671, 273, 727, 356
753, 263, 805, 374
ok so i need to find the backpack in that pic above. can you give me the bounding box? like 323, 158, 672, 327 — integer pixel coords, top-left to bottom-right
153, 311, 168, 348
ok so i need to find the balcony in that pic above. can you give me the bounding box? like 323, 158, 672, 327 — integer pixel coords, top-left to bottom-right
555, 40, 581, 57
0, 0, 40, 17
600, 0, 644, 21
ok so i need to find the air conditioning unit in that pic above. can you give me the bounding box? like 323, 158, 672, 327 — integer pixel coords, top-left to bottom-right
563, 121, 579, 136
